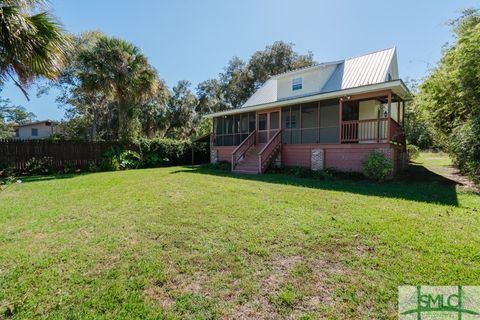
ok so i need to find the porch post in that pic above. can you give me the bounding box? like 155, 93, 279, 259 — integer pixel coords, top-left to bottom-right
338, 98, 343, 143
402, 100, 405, 127
397, 96, 401, 124
387, 91, 392, 142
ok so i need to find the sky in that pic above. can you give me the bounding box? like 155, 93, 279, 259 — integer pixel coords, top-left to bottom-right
1, 0, 478, 121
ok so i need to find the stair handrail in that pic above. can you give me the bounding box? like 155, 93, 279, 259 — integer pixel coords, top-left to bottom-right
258, 129, 282, 173
231, 130, 256, 171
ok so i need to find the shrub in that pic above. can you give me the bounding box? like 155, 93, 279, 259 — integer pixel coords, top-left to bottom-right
449, 119, 480, 183
268, 166, 336, 180
24, 157, 53, 175
204, 161, 230, 171
118, 150, 141, 169
407, 144, 420, 160
361, 151, 393, 182
138, 138, 192, 167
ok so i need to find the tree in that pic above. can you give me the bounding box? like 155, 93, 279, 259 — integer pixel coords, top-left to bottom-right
0, 0, 70, 99
139, 81, 170, 138
402, 79, 434, 149
415, 9, 480, 181
0, 97, 35, 137
78, 36, 159, 141
164, 80, 198, 139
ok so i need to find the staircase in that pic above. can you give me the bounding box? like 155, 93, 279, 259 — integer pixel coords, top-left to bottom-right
232, 144, 265, 174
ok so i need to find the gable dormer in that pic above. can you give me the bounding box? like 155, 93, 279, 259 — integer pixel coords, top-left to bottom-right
275, 63, 339, 100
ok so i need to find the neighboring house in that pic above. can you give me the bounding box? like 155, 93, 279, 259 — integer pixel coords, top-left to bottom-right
206, 48, 410, 175
13, 121, 56, 140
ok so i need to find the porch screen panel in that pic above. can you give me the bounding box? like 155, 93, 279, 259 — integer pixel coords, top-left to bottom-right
319, 99, 339, 143
301, 102, 319, 144
214, 112, 255, 147
290, 106, 301, 144
249, 112, 256, 132
214, 117, 223, 146
223, 115, 234, 146
282, 107, 291, 144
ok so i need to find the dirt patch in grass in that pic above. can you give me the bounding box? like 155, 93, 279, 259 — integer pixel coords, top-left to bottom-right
228, 254, 346, 319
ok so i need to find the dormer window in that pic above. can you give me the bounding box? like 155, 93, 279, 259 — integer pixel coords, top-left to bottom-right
292, 77, 302, 91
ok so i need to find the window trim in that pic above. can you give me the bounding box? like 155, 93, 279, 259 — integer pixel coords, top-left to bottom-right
31, 128, 38, 137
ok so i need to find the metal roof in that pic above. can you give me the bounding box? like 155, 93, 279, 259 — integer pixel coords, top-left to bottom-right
241, 48, 398, 109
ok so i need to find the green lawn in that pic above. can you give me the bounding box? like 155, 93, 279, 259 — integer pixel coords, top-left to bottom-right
0, 152, 479, 319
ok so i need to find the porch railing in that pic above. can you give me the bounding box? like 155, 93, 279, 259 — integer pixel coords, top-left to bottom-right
231, 130, 256, 171
258, 129, 282, 173
389, 118, 406, 149
341, 118, 388, 143
341, 118, 405, 146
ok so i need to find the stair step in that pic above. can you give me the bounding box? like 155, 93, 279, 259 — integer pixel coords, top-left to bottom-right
233, 169, 259, 174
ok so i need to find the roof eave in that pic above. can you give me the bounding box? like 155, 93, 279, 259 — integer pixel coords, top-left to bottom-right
204, 80, 411, 118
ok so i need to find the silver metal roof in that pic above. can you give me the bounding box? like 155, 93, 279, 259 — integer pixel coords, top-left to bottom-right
242, 48, 398, 109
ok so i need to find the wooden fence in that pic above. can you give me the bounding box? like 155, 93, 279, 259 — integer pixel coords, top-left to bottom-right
0, 139, 116, 170
0, 139, 210, 171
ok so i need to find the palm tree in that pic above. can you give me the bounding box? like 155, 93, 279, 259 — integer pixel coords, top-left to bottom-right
0, 0, 70, 99
79, 36, 159, 141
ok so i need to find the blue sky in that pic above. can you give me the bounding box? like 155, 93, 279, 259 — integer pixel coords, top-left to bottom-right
1, 0, 478, 120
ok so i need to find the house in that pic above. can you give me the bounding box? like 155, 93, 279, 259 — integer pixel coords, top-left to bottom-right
206, 48, 410, 175
13, 120, 56, 140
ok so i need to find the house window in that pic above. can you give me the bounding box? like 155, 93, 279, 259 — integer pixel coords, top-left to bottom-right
31, 128, 38, 137
15, 129, 19, 137
292, 77, 302, 91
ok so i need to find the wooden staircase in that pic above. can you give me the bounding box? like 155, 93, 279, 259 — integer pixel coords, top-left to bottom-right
232, 144, 265, 174
231, 129, 282, 175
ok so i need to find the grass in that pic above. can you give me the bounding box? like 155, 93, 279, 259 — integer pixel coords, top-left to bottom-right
0, 152, 479, 319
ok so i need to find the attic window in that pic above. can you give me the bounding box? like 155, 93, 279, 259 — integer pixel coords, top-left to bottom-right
292, 77, 302, 91
387, 73, 392, 81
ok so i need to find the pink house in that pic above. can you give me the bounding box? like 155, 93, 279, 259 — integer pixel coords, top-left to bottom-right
206, 48, 410, 175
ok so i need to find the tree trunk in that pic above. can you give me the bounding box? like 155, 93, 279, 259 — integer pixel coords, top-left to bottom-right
91, 108, 97, 141
118, 99, 130, 142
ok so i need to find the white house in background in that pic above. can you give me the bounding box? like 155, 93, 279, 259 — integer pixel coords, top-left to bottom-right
13, 120, 56, 140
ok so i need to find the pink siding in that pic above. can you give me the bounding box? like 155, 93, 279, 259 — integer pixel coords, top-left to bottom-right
214, 146, 235, 162
213, 143, 402, 174
282, 143, 394, 172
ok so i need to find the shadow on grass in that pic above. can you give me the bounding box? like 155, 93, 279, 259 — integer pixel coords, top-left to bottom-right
172, 163, 459, 206
17, 172, 92, 184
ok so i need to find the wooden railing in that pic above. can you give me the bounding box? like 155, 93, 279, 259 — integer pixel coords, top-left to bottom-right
258, 129, 282, 173
341, 118, 388, 143
231, 130, 256, 171
389, 118, 406, 148
341, 118, 405, 146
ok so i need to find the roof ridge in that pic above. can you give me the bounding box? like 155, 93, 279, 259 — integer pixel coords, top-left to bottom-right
268, 48, 395, 80
270, 60, 343, 79
345, 47, 395, 61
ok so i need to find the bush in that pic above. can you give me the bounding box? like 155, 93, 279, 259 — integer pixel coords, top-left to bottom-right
407, 144, 420, 160
269, 166, 336, 180
138, 138, 192, 167
118, 150, 141, 169
24, 157, 53, 175
204, 161, 230, 171
361, 151, 393, 182
97, 138, 210, 172
449, 119, 480, 183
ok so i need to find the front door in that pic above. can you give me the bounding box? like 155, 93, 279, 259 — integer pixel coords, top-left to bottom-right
258, 110, 280, 143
